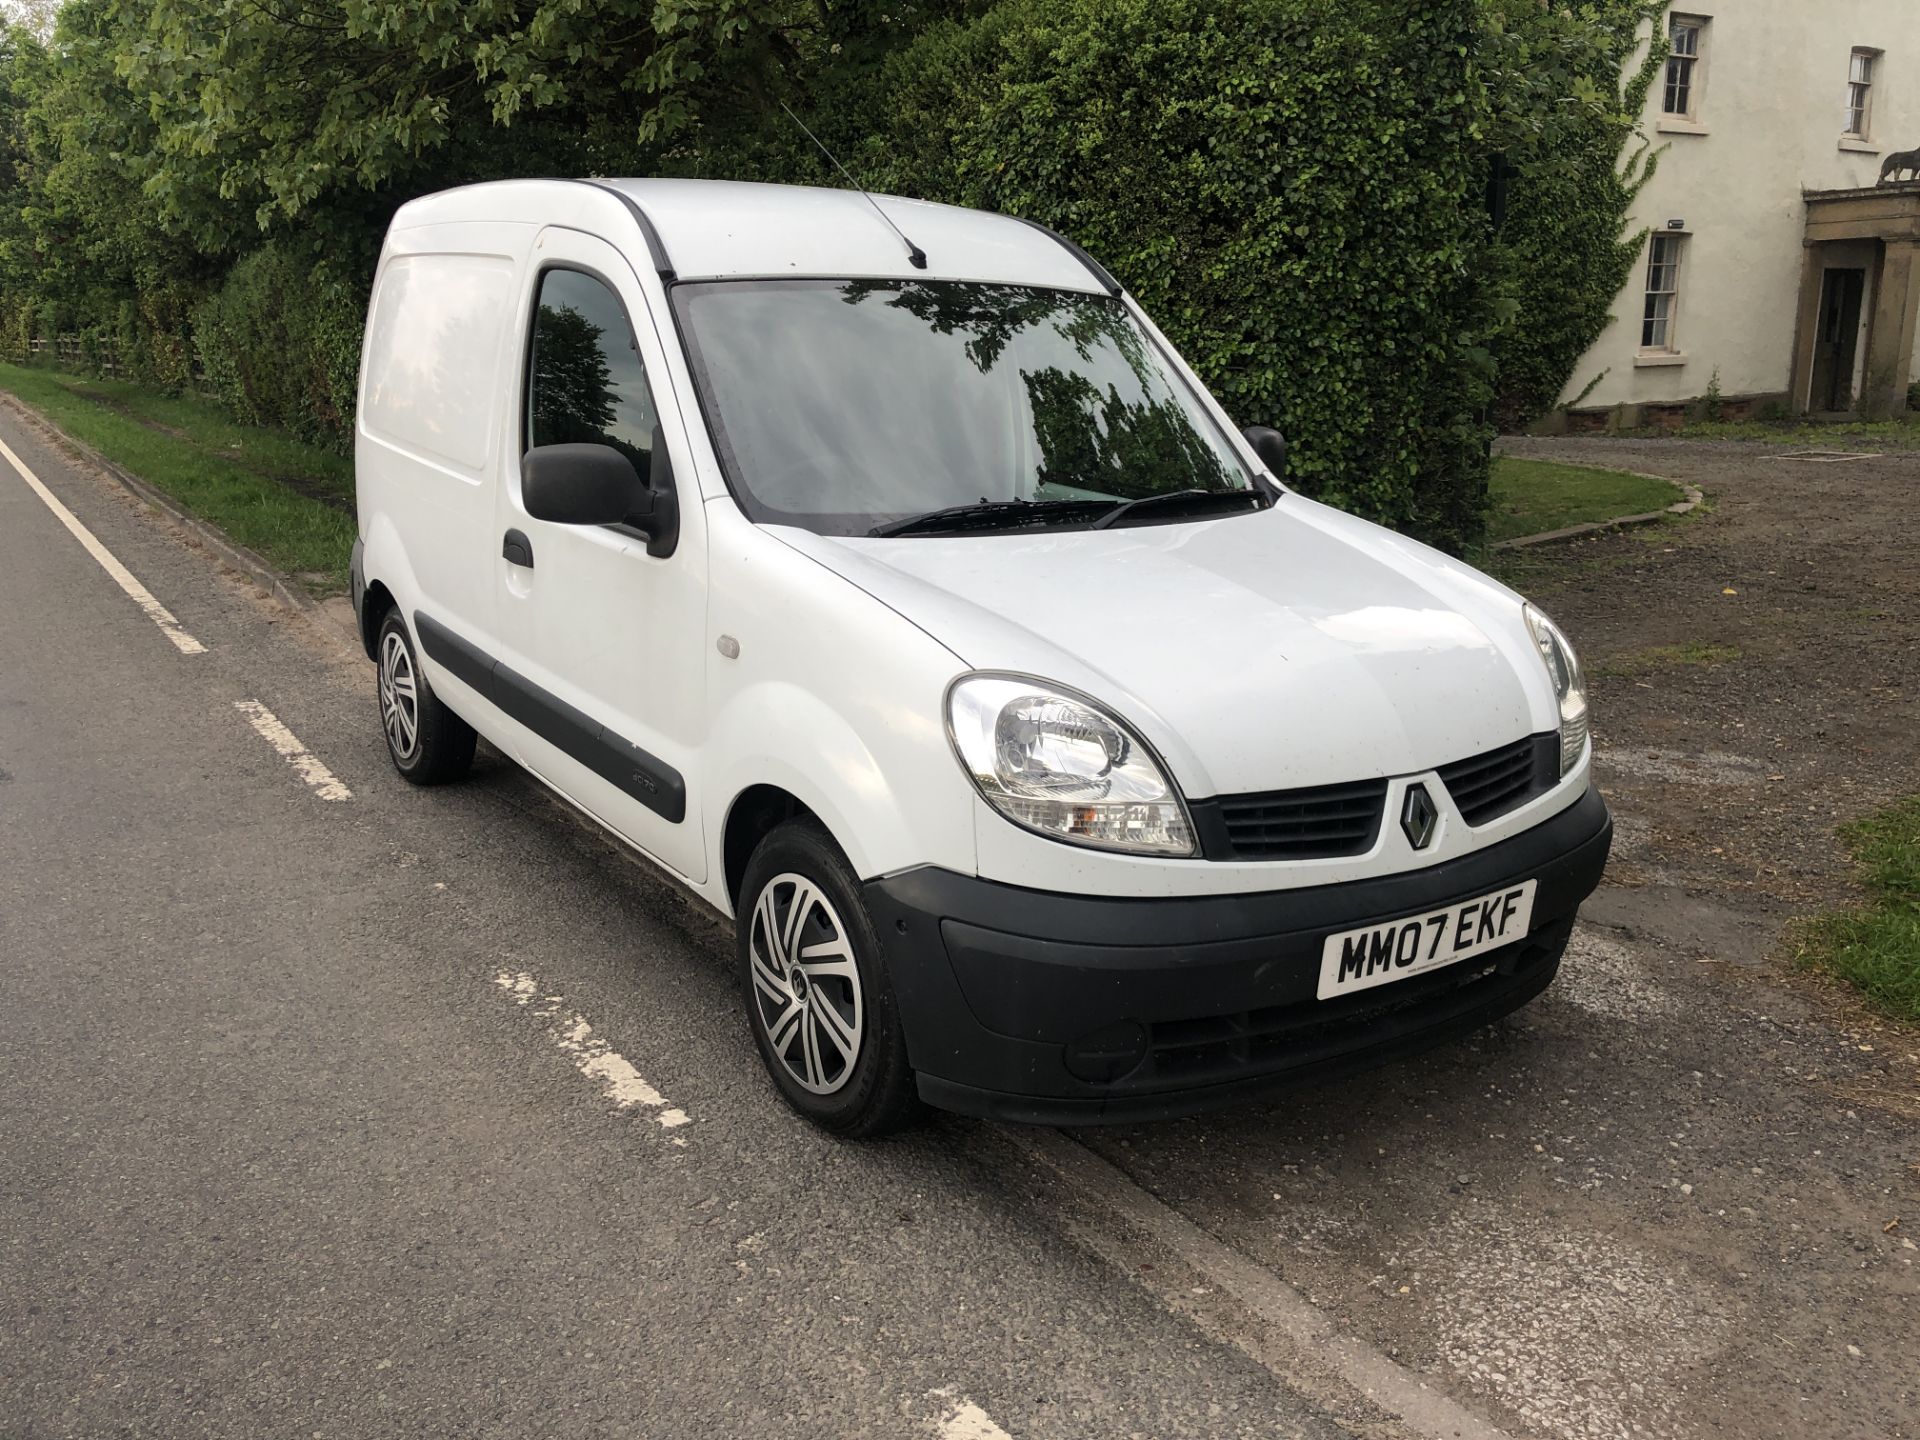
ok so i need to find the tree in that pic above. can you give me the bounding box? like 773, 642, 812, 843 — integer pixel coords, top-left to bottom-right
110, 0, 814, 252
0, 1, 60, 42
0, 1, 217, 378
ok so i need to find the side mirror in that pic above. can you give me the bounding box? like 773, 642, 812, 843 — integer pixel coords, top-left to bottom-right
524, 443, 641, 526
522, 431, 678, 559
1242, 425, 1288, 482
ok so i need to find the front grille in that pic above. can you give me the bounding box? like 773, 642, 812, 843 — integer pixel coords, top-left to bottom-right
1193, 732, 1558, 860
1436, 735, 1556, 826
1210, 777, 1389, 860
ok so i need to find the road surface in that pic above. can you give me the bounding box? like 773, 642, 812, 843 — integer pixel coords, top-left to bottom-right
3, 406, 1915, 1440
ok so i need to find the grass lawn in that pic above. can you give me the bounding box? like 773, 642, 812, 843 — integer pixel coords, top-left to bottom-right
1798, 796, 1920, 1023
1487, 456, 1681, 543
0, 363, 355, 589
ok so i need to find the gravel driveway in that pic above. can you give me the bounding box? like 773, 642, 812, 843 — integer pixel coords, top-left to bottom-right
1095, 436, 1920, 1440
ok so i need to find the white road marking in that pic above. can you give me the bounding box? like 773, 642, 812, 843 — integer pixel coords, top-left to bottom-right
0, 432, 206, 655
494, 970, 691, 1135
926, 1389, 1013, 1440
232, 700, 352, 801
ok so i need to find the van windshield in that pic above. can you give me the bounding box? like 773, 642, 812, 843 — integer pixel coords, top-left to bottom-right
672, 279, 1256, 537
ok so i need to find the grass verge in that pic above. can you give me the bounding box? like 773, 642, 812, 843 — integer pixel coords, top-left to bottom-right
1797, 796, 1920, 1023
1488, 456, 1680, 543
0, 363, 354, 589
1590, 641, 1740, 679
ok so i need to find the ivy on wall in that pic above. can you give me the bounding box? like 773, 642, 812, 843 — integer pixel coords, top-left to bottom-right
1485, 0, 1671, 427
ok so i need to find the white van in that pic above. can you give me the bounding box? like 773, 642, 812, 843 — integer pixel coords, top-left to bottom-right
352, 178, 1611, 1135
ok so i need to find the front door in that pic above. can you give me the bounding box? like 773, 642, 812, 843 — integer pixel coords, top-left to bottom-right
490, 227, 708, 882
1811, 267, 1867, 413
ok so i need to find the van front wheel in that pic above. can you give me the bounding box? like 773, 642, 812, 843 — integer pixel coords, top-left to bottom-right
376, 610, 476, 785
739, 820, 919, 1137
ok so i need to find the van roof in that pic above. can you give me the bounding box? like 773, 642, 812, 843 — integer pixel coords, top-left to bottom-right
388, 177, 1116, 295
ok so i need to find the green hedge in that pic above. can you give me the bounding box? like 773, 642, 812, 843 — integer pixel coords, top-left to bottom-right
0, 0, 1662, 541
695, 0, 1502, 551
191, 244, 363, 449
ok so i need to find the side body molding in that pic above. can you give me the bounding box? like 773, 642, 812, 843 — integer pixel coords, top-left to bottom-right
413, 611, 686, 823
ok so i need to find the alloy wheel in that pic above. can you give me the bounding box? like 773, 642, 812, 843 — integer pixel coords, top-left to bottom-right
379, 629, 421, 761
748, 872, 865, 1094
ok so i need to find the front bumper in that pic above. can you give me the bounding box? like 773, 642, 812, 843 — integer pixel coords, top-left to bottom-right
865, 785, 1611, 1125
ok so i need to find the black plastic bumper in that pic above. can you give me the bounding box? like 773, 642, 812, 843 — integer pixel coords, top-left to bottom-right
864, 785, 1612, 1125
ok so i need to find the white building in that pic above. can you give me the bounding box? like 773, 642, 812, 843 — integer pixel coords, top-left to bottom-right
1558, 1, 1920, 426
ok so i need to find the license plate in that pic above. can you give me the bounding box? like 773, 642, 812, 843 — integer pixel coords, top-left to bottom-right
1317, 880, 1537, 1000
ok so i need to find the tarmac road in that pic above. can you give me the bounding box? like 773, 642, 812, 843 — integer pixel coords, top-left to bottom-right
0, 410, 1369, 1440
3, 407, 1916, 1440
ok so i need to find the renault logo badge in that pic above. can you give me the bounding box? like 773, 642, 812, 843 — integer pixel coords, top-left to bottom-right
1401, 784, 1438, 850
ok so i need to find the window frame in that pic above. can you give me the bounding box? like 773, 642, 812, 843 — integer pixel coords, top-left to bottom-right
518, 259, 667, 543
1844, 47, 1880, 139
1663, 15, 1708, 121
1640, 232, 1686, 354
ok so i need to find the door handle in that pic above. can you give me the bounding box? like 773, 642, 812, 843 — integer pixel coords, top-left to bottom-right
503, 529, 534, 569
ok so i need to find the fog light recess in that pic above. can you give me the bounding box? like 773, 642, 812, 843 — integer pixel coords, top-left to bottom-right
1064, 1020, 1150, 1083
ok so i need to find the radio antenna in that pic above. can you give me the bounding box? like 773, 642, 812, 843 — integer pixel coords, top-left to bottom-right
779, 100, 927, 270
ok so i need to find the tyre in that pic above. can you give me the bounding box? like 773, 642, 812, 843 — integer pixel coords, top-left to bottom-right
739, 819, 920, 1137
376, 608, 476, 785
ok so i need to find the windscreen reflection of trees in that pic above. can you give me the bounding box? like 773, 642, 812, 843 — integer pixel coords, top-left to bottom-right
841, 281, 1232, 499
528, 305, 651, 477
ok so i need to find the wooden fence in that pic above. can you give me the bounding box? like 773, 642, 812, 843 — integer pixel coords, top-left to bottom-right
21, 335, 211, 388
25, 336, 126, 377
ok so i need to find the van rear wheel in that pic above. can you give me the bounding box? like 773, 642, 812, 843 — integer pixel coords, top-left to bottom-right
739, 819, 919, 1137
376, 609, 476, 785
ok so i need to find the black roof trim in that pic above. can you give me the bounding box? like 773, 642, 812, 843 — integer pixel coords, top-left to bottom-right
1012, 217, 1122, 298
579, 180, 676, 282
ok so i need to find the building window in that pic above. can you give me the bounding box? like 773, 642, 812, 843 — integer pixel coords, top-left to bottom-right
1641, 234, 1684, 351
1845, 49, 1879, 138
1664, 16, 1706, 118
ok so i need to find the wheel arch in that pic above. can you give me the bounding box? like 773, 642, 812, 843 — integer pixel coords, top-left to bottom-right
723, 784, 818, 913
705, 679, 974, 920
359, 579, 398, 660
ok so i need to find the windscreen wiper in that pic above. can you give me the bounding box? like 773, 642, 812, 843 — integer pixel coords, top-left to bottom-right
868, 498, 1110, 538
1090, 488, 1271, 530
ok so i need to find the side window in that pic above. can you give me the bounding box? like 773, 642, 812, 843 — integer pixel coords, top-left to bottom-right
526, 268, 660, 481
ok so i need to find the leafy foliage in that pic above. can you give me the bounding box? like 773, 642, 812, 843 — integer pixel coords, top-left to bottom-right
1483, 0, 1670, 426
717, 0, 1505, 548
0, 0, 1663, 542
116, 0, 809, 248
191, 243, 364, 442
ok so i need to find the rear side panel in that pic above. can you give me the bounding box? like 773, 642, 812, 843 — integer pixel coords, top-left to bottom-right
356, 220, 534, 679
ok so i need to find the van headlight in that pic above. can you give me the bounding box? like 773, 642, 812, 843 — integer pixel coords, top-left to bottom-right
946, 674, 1197, 856
1523, 604, 1589, 776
